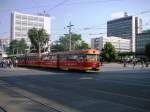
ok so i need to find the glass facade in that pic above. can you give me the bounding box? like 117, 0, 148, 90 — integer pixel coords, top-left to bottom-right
107, 16, 133, 39
136, 32, 150, 54
107, 16, 142, 52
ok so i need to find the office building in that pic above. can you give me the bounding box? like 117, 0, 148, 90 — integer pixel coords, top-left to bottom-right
91, 36, 131, 53
136, 32, 150, 54
11, 11, 51, 46
107, 13, 142, 52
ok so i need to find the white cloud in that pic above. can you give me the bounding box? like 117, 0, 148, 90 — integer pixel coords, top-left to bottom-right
110, 12, 125, 19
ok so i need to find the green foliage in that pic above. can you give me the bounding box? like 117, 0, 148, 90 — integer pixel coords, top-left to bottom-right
78, 41, 89, 50
101, 42, 118, 62
145, 43, 150, 59
51, 33, 89, 51
9, 38, 28, 55
28, 28, 49, 53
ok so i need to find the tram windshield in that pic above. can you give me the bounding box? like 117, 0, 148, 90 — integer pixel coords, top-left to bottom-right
85, 54, 99, 62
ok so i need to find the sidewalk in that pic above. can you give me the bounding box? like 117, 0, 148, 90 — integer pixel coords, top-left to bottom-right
101, 63, 150, 72
0, 67, 29, 71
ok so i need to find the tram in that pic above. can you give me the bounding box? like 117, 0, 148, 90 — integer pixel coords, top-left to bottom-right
17, 49, 101, 71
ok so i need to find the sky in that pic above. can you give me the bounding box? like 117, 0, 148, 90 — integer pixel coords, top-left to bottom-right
0, 0, 150, 44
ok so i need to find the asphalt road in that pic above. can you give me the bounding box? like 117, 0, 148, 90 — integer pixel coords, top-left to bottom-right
0, 64, 150, 112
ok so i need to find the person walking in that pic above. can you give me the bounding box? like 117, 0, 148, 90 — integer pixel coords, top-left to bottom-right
132, 58, 136, 69
145, 60, 149, 67
3, 59, 6, 68
123, 59, 127, 67
5, 59, 9, 68
0, 60, 2, 67
141, 59, 144, 68
8, 59, 13, 68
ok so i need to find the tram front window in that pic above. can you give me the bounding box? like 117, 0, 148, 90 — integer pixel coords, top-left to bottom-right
85, 54, 99, 62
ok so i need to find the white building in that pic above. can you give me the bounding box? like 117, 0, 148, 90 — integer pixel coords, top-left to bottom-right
11, 11, 51, 46
91, 36, 131, 53
107, 13, 142, 52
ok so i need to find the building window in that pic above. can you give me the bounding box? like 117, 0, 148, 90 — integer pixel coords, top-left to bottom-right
38, 18, 44, 22
15, 20, 21, 24
22, 21, 27, 25
15, 26, 21, 31
28, 16, 34, 20
16, 15, 21, 19
22, 16, 27, 20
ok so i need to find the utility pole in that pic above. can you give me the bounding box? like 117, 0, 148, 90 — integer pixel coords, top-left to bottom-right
67, 21, 74, 51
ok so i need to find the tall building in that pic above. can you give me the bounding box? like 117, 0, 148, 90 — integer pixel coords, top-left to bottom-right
136, 32, 150, 54
107, 13, 142, 52
91, 36, 131, 53
11, 11, 51, 46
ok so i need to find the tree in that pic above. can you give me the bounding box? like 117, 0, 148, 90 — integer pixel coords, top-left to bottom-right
78, 41, 89, 50
9, 38, 28, 55
28, 28, 49, 57
101, 42, 118, 62
18, 39, 28, 54
51, 33, 89, 51
145, 43, 150, 59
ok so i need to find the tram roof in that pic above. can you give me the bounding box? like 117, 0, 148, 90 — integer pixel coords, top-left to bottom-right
55, 49, 100, 55
16, 49, 100, 57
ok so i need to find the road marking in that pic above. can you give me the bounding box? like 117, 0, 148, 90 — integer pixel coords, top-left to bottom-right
79, 77, 93, 80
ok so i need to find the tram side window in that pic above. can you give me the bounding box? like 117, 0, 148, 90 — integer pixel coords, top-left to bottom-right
22, 57, 24, 61
31, 56, 33, 61
42, 54, 49, 61
27, 57, 29, 61
20, 57, 22, 61
77, 54, 85, 61
59, 55, 67, 61
29, 56, 31, 61
32, 55, 38, 61
67, 55, 78, 61
51, 55, 57, 61
49, 55, 52, 60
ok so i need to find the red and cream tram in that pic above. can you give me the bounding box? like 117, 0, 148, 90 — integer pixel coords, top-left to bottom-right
17, 49, 101, 71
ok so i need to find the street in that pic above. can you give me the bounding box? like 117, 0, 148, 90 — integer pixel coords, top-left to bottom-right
0, 63, 150, 112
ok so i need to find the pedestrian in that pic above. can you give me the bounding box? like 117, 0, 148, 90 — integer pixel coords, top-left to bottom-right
100, 57, 104, 66
3, 59, 6, 68
141, 59, 144, 68
8, 59, 13, 68
0, 60, 2, 67
132, 58, 136, 69
1, 59, 4, 68
123, 59, 127, 67
5, 59, 9, 68
145, 60, 149, 67
15, 59, 18, 67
